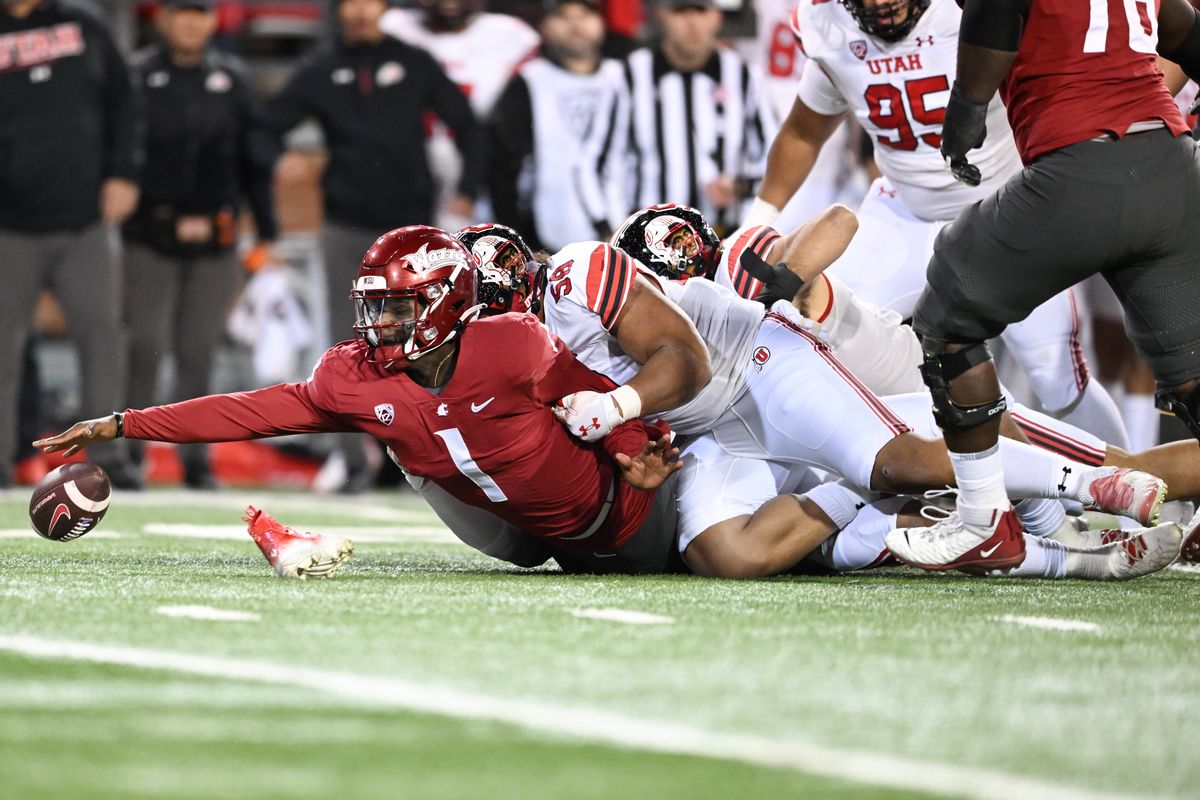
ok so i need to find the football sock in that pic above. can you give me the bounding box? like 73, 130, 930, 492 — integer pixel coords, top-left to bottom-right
819, 498, 908, 571
1003, 534, 1067, 578
950, 444, 1010, 512
996, 438, 1084, 499
1015, 498, 1067, 538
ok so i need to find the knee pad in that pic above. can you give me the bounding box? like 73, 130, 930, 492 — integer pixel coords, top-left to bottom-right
919, 338, 1008, 432
1156, 384, 1200, 443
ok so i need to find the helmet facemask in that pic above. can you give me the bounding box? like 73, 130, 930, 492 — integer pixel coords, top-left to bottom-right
840, 0, 931, 43
612, 204, 722, 280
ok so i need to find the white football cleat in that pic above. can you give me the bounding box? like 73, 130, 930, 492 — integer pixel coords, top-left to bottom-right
1076, 467, 1166, 526
1063, 522, 1182, 580
886, 502, 1026, 571
242, 506, 353, 580
1047, 516, 1132, 549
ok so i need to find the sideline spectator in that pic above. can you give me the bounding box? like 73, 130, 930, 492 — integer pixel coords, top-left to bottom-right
263, 0, 481, 491
0, 0, 143, 487
123, 0, 278, 488
584, 0, 776, 234
488, 0, 628, 249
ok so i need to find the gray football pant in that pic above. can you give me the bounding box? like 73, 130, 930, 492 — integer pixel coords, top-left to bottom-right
122, 243, 241, 470
0, 224, 127, 481
322, 222, 385, 473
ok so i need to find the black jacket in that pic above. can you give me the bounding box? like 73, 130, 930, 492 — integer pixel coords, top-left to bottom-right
125, 44, 278, 252
264, 36, 481, 231
0, 0, 143, 232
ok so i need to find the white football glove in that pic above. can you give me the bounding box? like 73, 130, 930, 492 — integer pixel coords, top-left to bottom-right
553, 385, 643, 443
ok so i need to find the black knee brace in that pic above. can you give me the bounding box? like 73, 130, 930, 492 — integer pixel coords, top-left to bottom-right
1156, 384, 1200, 443
919, 339, 1008, 432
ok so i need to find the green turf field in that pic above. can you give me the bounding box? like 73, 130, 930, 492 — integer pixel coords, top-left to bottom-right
1, 488, 1197, 799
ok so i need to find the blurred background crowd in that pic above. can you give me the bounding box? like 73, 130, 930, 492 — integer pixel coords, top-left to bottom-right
1, 0, 1189, 493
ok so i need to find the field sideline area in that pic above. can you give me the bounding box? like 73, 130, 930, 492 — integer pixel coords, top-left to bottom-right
1, 488, 1197, 799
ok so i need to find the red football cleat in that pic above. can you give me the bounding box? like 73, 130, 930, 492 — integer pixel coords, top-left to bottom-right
242, 505, 353, 580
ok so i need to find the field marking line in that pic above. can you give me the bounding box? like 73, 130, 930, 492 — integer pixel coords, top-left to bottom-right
1169, 563, 1200, 575
0, 529, 122, 540
0, 488, 436, 524
572, 608, 674, 625
0, 634, 1143, 800
154, 606, 261, 622
140, 523, 457, 545
999, 615, 1101, 633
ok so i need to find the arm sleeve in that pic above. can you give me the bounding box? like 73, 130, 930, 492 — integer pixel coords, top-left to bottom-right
235, 71, 280, 241
123, 382, 352, 443
486, 75, 535, 236
425, 54, 484, 200
99, 25, 143, 181
797, 59, 849, 116
723, 225, 782, 299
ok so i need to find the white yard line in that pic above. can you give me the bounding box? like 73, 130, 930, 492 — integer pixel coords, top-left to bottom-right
154, 606, 261, 622
1000, 615, 1101, 633
572, 608, 674, 625
0, 529, 122, 540
140, 523, 457, 545
0, 635, 1139, 800
1169, 563, 1200, 575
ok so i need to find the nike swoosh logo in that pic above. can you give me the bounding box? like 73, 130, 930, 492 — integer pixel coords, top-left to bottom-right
471, 398, 495, 413
979, 541, 1003, 558
49, 503, 71, 534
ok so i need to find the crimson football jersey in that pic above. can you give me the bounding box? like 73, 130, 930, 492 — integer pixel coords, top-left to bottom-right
1002, 0, 1188, 163
124, 314, 659, 550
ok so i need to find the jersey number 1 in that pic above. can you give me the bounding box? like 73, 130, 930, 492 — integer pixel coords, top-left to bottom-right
1084, 0, 1158, 53
433, 428, 508, 502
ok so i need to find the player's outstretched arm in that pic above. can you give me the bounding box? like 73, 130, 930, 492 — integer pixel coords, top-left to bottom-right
34, 416, 119, 458
752, 98, 843, 227
613, 435, 682, 491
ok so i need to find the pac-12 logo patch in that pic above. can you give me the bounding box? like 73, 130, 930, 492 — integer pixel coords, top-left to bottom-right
850, 40, 868, 60
374, 403, 394, 426
752, 346, 771, 371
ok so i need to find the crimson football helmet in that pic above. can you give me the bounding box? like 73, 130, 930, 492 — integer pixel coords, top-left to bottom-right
611, 204, 721, 280
351, 226, 482, 366
456, 223, 545, 315
841, 0, 931, 42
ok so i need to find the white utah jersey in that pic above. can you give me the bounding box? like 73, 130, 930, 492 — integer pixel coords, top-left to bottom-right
380, 9, 539, 118
793, 0, 1022, 221
542, 241, 764, 435
740, 0, 810, 119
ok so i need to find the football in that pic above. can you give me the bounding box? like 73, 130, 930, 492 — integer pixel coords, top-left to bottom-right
28, 462, 112, 541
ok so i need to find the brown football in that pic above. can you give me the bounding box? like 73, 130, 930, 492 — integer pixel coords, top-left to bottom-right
28, 462, 112, 541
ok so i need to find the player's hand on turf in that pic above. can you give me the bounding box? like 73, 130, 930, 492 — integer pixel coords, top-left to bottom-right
33, 415, 120, 457
614, 435, 681, 491
940, 82, 988, 187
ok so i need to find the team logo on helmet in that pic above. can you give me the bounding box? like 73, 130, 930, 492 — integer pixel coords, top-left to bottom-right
849, 40, 868, 60
644, 215, 701, 272
374, 403, 395, 426
401, 243, 468, 275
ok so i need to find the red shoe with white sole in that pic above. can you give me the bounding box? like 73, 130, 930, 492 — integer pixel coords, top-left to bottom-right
242, 506, 353, 580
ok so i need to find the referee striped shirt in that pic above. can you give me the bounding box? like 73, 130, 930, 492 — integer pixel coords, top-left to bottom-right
580, 45, 777, 233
